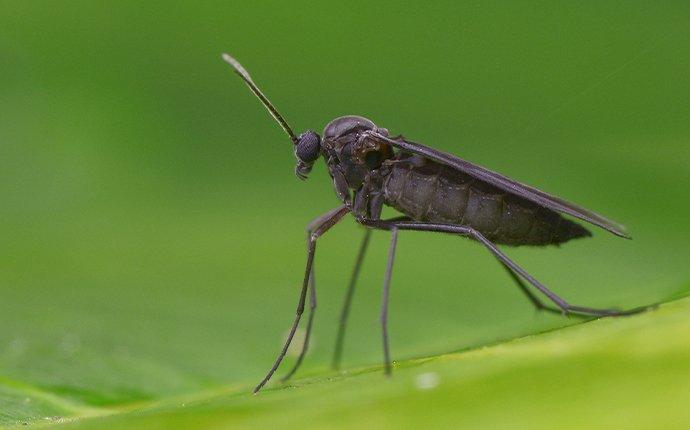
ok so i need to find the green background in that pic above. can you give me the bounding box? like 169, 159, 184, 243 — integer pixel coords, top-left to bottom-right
1, 1, 689, 428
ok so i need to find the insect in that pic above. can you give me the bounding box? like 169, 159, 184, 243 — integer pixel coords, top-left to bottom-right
221, 53, 649, 394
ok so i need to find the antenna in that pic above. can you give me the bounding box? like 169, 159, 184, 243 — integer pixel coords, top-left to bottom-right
221, 53, 298, 144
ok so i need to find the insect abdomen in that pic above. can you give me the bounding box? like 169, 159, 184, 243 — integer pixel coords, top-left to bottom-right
382, 158, 591, 246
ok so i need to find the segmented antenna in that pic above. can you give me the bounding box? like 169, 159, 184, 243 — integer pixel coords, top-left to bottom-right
221, 53, 298, 144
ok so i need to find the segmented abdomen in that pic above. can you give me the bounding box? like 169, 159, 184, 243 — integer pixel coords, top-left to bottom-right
382, 157, 590, 246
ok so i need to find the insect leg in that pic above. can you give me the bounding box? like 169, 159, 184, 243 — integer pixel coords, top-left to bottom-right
359, 219, 650, 318
281, 206, 355, 381
280, 263, 316, 382
499, 263, 566, 316
381, 227, 399, 375
331, 228, 372, 370
253, 205, 350, 394
465, 232, 649, 317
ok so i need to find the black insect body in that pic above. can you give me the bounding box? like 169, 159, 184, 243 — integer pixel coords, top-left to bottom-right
381, 153, 592, 246
221, 54, 649, 394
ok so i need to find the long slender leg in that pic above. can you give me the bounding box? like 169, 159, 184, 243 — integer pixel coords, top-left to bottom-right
281, 209, 359, 381
351, 214, 562, 316
280, 264, 316, 382
500, 263, 565, 316
359, 219, 650, 317
363, 216, 565, 316
331, 228, 372, 370
381, 227, 398, 375
253, 205, 350, 394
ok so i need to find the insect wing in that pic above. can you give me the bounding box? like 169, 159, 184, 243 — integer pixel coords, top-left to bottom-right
369, 131, 629, 238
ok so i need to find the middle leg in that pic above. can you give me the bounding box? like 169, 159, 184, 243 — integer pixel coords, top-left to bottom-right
331, 228, 372, 370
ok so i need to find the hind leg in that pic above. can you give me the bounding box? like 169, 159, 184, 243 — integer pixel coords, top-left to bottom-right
358, 218, 651, 317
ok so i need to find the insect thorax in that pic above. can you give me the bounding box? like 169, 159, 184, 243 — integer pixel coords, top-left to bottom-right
322, 116, 393, 190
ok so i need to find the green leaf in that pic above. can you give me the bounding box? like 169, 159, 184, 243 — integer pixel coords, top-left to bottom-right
24, 296, 690, 429
1, 1, 689, 428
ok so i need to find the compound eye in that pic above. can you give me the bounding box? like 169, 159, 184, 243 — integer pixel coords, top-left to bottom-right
295, 130, 321, 163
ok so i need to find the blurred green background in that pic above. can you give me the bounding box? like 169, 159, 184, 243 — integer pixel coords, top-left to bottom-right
1, 0, 689, 427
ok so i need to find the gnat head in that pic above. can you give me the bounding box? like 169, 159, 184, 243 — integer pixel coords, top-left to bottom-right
222, 53, 321, 180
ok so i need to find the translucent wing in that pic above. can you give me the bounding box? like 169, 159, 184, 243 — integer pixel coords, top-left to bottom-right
369, 131, 630, 238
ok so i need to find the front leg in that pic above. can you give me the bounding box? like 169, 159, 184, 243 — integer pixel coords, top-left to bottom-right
330, 165, 352, 208
253, 205, 350, 393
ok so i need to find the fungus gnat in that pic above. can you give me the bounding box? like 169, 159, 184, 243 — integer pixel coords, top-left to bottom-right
221, 53, 650, 394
